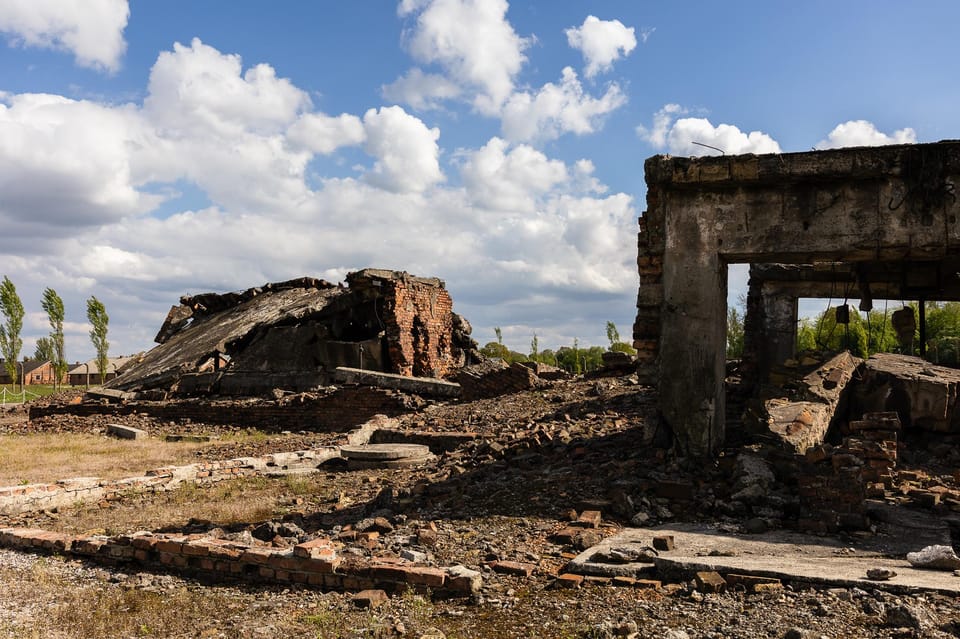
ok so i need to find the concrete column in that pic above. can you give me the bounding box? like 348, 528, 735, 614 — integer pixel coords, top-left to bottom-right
762, 288, 799, 375
658, 208, 728, 457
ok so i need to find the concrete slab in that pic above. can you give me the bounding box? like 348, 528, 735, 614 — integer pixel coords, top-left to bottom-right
568, 518, 960, 595
340, 443, 432, 461
106, 423, 148, 440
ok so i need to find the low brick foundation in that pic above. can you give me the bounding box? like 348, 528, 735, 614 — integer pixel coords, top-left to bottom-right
0, 527, 479, 596
29, 386, 413, 432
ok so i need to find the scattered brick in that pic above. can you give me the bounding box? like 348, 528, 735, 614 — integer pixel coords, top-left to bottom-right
352, 590, 388, 609
652, 535, 675, 551
694, 571, 726, 594
490, 560, 535, 577
554, 574, 583, 589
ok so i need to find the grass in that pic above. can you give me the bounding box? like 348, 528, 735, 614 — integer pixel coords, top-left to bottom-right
0, 556, 304, 639
41, 474, 340, 535
0, 384, 68, 404
0, 433, 209, 487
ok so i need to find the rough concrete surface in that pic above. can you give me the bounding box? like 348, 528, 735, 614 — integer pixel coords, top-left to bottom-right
570, 518, 960, 595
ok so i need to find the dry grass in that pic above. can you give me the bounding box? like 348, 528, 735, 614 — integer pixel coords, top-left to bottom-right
0, 433, 210, 487
43, 474, 340, 536
0, 555, 320, 639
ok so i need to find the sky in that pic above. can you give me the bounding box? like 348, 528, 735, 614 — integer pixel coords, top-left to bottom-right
1, 1, 958, 364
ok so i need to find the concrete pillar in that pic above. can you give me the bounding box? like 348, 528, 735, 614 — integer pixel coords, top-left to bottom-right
658, 211, 727, 458
762, 289, 799, 373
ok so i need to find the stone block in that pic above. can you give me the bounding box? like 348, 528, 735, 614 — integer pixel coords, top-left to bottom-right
106, 423, 148, 440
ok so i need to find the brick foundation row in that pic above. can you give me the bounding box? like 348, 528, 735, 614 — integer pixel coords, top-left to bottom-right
28, 385, 412, 432
0, 527, 479, 596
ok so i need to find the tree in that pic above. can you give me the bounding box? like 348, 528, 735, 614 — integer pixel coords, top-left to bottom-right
727, 307, 745, 358
480, 341, 510, 360
34, 337, 55, 362
494, 327, 503, 345
86, 296, 110, 384
605, 320, 637, 355
41, 288, 67, 389
0, 276, 24, 389
796, 304, 899, 358
530, 333, 539, 360
606, 321, 620, 347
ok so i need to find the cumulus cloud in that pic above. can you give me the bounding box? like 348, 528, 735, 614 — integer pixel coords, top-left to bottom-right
381, 68, 462, 111
501, 67, 626, 142
565, 15, 637, 78
0, 0, 129, 72
0, 36, 639, 363
287, 112, 366, 154
816, 120, 917, 149
397, 0, 529, 115
362, 106, 444, 193
637, 104, 781, 156
0, 93, 159, 228
461, 137, 567, 211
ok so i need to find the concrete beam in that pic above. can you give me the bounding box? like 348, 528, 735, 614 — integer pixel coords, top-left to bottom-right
334, 367, 461, 398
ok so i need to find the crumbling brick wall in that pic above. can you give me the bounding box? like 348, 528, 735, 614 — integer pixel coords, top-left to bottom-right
632, 212, 664, 385
797, 411, 900, 532
350, 271, 458, 378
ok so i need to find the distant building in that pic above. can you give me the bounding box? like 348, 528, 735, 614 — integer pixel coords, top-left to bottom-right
0, 359, 62, 386
67, 356, 138, 386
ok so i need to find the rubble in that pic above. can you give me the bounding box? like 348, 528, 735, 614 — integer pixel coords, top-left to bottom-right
106, 270, 479, 398
852, 353, 960, 432
906, 545, 960, 571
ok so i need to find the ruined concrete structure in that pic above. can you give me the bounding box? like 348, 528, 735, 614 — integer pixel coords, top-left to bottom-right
109, 269, 478, 397
634, 141, 960, 457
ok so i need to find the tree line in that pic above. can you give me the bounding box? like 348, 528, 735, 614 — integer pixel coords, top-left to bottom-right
726, 301, 960, 365
0, 275, 110, 390
479, 321, 636, 374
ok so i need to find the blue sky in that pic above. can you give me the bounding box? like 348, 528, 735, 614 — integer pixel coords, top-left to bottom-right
0, 1, 957, 364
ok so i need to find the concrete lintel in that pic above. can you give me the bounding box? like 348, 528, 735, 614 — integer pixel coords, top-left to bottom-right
334, 367, 461, 398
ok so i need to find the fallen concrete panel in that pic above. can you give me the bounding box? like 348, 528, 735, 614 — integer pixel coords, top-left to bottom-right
853, 352, 960, 432
568, 521, 959, 595
758, 352, 862, 454
334, 367, 461, 398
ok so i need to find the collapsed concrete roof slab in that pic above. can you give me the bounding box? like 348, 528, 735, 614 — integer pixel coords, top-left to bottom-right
109, 269, 478, 397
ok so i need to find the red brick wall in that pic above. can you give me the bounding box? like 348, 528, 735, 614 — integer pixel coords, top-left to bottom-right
379, 278, 457, 378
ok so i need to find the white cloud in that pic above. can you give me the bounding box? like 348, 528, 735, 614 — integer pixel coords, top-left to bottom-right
0, 93, 159, 228
637, 104, 781, 156
501, 67, 626, 142
381, 68, 462, 111
397, 0, 529, 115
816, 120, 917, 149
461, 137, 568, 211
145, 39, 310, 137
0, 37, 640, 363
287, 112, 366, 154
565, 15, 637, 78
0, 0, 129, 72
362, 106, 443, 193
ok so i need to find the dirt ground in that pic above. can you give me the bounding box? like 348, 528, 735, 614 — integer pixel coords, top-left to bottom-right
2, 378, 960, 638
